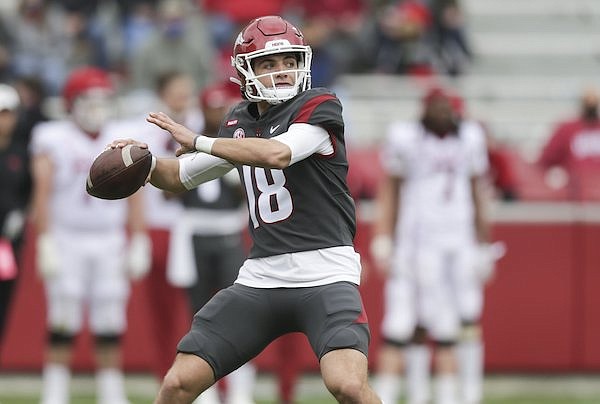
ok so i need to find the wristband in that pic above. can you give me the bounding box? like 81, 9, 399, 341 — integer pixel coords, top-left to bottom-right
144, 155, 157, 185
194, 135, 216, 154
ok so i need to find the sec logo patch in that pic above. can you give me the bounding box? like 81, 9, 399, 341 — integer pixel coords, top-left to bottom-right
233, 128, 246, 139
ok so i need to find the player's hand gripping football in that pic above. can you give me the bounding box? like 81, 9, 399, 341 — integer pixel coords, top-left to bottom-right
146, 112, 196, 157
106, 139, 156, 185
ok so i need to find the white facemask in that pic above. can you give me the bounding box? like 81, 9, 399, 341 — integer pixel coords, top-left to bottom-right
72, 91, 114, 134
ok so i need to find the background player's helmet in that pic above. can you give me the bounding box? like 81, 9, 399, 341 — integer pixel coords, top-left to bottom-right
421, 86, 459, 136
232, 15, 312, 104
63, 67, 115, 134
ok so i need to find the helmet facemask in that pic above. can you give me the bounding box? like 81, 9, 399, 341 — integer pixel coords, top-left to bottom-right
233, 40, 312, 105
71, 89, 115, 134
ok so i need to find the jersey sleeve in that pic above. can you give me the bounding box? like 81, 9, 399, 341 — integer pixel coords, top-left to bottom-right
29, 121, 61, 159
179, 152, 235, 190
464, 121, 490, 176
292, 92, 344, 132
273, 123, 332, 165
380, 121, 415, 176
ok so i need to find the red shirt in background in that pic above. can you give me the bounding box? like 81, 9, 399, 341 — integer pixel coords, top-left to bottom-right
200, 0, 285, 24
539, 118, 600, 200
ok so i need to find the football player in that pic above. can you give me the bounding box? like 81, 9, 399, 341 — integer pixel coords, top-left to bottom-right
30, 67, 151, 404
109, 15, 382, 404
370, 87, 494, 404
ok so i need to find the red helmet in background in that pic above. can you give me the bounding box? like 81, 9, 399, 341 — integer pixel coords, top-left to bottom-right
63, 67, 114, 110
421, 85, 459, 136
62, 67, 115, 134
200, 80, 241, 110
231, 15, 312, 104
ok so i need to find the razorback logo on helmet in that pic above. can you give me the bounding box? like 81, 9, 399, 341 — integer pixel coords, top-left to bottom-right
235, 32, 244, 46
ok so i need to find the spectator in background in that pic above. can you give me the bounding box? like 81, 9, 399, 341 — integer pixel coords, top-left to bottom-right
119, 1, 160, 70
370, 0, 434, 75
5, 0, 110, 95
13, 75, 49, 143
4, 0, 71, 95
30, 67, 152, 404
167, 81, 257, 404
199, 0, 285, 50
371, 87, 500, 404
429, 0, 472, 76
129, 0, 215, 91
0, 84, 29, 360
0, 16, 13, 82
285, 0, 373, 87
538, 86, 600, 201
54, 1, 111, 70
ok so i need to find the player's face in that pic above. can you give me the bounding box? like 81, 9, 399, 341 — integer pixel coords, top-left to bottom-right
161, 75, 194, 116
424, 98, 456, 134
0, 109, 18, 138
252, 53, 298, 90
72, 90, 114, 135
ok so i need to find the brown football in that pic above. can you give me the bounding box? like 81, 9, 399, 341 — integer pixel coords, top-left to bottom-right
86, 145, 153, 200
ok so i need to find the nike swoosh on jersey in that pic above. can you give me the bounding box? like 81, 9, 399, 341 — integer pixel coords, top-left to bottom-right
269, 125, 280, 134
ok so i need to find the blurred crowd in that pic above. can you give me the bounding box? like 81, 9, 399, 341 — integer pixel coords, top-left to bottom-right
0, 0, 473, 99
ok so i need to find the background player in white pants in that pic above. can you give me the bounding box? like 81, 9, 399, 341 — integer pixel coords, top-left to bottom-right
30, 67, 152, 404
371, 86, 494, 404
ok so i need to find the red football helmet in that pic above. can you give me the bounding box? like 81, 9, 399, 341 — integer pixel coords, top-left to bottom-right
63, 67, 114, 110
63, 67, 115, 134
231, 15, 312, 104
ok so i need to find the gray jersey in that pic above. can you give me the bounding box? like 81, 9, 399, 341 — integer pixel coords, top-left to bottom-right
220, 88, 356, 258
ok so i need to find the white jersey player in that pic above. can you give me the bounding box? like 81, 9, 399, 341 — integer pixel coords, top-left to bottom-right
30, 67, 151, 404
372, 87, 495, 404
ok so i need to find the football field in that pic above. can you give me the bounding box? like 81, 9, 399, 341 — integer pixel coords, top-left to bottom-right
0, 373, 599, 403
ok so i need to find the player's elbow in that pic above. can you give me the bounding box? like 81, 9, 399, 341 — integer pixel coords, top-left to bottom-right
262, 141, 291, 169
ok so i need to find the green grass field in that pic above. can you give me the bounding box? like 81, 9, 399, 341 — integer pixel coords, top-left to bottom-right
1, 373, 599, 404
0, 397, 599, 404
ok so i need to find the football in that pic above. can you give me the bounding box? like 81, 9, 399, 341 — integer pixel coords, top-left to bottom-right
86, 145, 153, 200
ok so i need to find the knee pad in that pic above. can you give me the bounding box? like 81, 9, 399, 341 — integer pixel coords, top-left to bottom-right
95, 333, 122, 347
381, 337, 411, 348
322, 324, 370, 358
433, 339, 457, 348
49, 331, 76, 346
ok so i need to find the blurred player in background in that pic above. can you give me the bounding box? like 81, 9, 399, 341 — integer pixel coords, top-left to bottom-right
109, 15, 381, 404
167, 80, 256, 404
30, 66, 152, 404
0, 84, 30, 358
129, 70, 198, 381
371, 86, 499, 404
